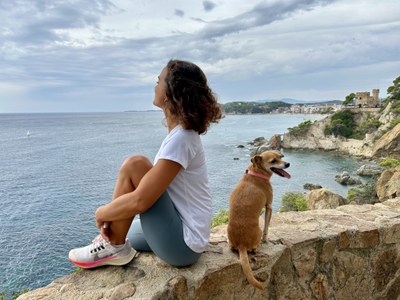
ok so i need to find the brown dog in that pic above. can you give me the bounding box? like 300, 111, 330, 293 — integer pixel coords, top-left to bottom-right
227, 150, 290, 290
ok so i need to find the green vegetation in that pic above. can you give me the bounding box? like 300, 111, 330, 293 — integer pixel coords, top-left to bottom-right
381, 75, 400, 113
347, 181, 378, 205
0, 289, 29, 300
387, 76, 400, 102
342, 92, 356, 106
288, 120, 313, 136
324, 110, 356, 138
379, 158, 400, 168
222, 101, 291, 114
352, 114, 382, 139
323, 111, 381, 139
390, 101, 400, 114
211, 209, 229, 228
390, 118, 400, 129
279, 192, 308, 212
71, 267, 83, 274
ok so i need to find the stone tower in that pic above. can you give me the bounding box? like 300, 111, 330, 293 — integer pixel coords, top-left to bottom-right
372, 89, 379, 102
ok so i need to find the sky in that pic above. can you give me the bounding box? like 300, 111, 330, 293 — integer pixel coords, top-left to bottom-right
1, 0, 399, 113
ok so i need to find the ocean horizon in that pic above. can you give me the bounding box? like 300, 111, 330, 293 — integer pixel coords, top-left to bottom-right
0, 112, 369, 296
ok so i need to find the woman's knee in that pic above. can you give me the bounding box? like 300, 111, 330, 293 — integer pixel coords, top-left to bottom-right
119, 155, 152, 182
121, 155, 152, 171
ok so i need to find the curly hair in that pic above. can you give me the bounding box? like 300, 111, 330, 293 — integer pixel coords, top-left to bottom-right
163, 59, 223, 134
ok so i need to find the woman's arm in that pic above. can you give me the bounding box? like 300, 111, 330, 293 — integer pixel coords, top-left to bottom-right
95, 159, 181, 224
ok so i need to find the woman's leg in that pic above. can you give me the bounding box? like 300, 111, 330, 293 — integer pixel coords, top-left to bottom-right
128, 192, 201, 267
108, 155, 153, 245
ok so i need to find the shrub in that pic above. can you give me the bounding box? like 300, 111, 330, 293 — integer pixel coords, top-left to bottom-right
346, 181, 378, 205
354, 116, 382, 138
280, 192, 308, 212
324, 110, 356, 138
390, 118, 400, 129
288, 120, 313, 136
347, 188, 358, 201
391, 100, 400, 113
379, 158, 400, 168
211, 209, 229, 228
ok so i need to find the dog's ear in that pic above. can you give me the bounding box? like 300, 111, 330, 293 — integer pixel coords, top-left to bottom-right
251, 155, 262, 167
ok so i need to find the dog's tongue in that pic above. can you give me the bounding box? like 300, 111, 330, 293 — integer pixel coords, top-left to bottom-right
272, 168, 291, 179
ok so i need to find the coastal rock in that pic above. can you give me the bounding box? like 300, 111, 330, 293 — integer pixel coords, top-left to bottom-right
250, 135, 282, 156
372, 123, 400, 160
306, 188, 346, 209
281, 111, 400, 159
378, 102, 396, 132
356, 164, 384, 176
268, 134, 282, 150
335, 171, 362, 185
249, 137, 271, 156
251, 145, 272, 156
249, 137, 267, 147
20, 199, 400, 300
376, 167, 400, 201
303, 183, 323, 191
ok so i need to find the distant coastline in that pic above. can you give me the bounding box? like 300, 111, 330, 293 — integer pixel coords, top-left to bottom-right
124, 109, 162, 113
221, 100, 341, 115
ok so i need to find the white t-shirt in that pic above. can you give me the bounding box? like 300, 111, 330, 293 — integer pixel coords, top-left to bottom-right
154, 125, 212, 253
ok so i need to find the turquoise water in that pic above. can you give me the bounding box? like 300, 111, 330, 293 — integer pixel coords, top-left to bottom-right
0, 112, 368, 295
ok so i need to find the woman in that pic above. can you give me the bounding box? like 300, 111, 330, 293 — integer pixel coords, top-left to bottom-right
68, 59, 222, 268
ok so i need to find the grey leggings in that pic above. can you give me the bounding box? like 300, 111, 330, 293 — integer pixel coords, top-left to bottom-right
127, 192, 201, 267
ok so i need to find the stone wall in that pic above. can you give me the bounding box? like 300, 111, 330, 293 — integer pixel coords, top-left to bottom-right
19, 199, 400, 300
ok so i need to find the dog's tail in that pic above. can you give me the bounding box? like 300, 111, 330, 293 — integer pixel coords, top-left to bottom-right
238, 247, 264, 290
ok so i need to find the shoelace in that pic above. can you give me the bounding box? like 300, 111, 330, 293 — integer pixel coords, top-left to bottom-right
90, 235, 108, 254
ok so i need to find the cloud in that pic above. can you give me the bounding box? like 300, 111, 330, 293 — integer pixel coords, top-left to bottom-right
0, 0, 399, 112
203, 1, 216, 12
174, 9, 185, 17
197, 0, 335, 39
0, 0, 117, 47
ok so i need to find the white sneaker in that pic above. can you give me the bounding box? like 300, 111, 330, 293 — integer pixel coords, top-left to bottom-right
68, 234, 136, 269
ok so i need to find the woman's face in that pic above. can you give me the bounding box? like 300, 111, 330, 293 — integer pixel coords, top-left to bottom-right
153, 67, 168, 108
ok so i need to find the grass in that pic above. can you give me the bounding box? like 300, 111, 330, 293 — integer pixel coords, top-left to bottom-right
0, 289, 29, 300
379, 158, 400, 168
211, 209, 229, 228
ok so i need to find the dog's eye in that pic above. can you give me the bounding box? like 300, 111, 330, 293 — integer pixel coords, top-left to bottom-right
271, 159, 276, 163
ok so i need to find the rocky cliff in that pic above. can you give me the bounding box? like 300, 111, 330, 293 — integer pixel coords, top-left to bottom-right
19, 198, 400, 300
281, 116, 372, 157
281, 108, 400, 159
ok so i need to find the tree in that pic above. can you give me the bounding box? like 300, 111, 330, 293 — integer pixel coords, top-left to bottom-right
324, 110, 356, 138
343, 92, 356, 106
387, 76, 400, 101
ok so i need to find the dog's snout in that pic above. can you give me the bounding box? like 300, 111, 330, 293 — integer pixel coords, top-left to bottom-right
285, 162, 290, 168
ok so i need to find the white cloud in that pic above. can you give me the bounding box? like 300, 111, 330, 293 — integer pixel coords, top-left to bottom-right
0, 0, 399, 112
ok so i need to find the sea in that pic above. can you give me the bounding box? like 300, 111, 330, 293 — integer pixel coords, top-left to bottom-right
0, 112, 370, 295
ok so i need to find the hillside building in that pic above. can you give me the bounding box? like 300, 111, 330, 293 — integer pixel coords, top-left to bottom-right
355, 89, 380, 108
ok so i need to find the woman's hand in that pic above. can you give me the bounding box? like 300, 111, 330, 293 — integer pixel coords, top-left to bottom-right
95, 206, 110, 242
95, 205, 105, 227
